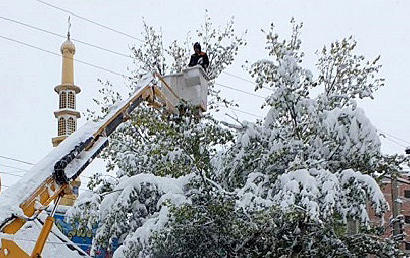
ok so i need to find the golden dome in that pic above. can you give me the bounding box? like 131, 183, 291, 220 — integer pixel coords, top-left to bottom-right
60, 39, 76, 54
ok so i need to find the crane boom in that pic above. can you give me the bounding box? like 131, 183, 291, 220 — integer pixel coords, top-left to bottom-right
0, 73, 175, 257
0, 66, 209, 258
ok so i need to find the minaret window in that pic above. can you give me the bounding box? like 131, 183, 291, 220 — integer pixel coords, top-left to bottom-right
58, 118, 67, 136
68, 92, 75, 109
59, 92, 67, 109
67, 117, 76, 135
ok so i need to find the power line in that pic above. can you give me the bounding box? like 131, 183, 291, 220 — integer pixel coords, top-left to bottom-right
0, 154, 34, 165
0, 164, 95, 180
0, 171, 94, 193
379, 130, 410, 146
35, 0, 144, 43
222, 71, 255, 84
222, 71, 274, 92
0, 171, 27, 178
215, 82, 265, 99
216, 104, 264, 119
0, 34, 129, 78
0, 170, 28, 173
0, 163, 28, 171
380, 134, 407, 149
0, 15, 133, 60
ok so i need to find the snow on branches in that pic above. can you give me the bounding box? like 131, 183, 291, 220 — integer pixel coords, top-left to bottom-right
68, 19, 400, 257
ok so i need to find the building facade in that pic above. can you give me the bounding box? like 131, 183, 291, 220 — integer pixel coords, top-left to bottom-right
369, 173, 410, 252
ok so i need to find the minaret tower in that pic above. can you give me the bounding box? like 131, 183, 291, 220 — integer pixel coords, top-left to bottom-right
52, 30, 81, 206
52, 32, 81, 147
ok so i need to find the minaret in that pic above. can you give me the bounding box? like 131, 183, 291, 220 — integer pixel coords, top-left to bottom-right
52, 32, 81, 147
52, 32, 81, 206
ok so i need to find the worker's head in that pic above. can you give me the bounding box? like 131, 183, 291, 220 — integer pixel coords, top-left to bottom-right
194, 42, 201, 54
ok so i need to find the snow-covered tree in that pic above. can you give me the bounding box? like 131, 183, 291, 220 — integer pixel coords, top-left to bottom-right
130, 10, 246, 81
68, 19, 403, 257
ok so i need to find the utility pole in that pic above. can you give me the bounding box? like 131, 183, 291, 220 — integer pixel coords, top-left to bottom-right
391, 169, 404, 249
391, 170, 400, 235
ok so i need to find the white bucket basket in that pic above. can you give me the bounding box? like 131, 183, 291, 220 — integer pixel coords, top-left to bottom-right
160, 66, 210, 111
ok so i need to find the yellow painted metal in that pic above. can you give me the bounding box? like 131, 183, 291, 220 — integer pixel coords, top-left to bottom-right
0, 79, 178, 257
1, 178, 67, 234
155, 73, 180, 101
30, 216, 54, 258
0, 239, 30, 258
93, 86, 156, 138
153, 87, 177, 113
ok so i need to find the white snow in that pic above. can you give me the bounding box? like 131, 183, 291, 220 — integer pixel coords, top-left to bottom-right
0, 74, 154, 227
0, 214, 88, 258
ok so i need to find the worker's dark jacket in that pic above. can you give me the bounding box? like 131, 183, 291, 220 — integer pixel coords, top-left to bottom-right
188, 52, 209, 70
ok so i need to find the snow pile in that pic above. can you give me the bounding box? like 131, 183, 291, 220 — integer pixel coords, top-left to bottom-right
0, 213, 88, 258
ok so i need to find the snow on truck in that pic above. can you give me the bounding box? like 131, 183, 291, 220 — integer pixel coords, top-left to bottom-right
0, 66, 209, 258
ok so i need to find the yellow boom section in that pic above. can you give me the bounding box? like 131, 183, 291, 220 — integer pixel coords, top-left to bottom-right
0, 76, 175, 258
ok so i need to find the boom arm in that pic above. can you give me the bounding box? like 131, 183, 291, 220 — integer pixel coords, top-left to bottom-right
0, 73, 175, 257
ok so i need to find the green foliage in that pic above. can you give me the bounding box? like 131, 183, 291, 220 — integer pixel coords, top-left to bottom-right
98, 103, 233, 179
317, 37, 384, 108
150, 192, 400, 258
130, 11, 246, 81
71, 18, 404, 258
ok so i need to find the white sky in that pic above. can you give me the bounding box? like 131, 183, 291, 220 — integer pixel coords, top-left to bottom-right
0, 0, 409, 190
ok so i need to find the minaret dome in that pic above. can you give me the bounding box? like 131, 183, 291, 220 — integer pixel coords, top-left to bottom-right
60, 38, 76, 55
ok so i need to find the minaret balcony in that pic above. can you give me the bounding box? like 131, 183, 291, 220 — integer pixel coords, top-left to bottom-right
54, 109, 81, 118
54, 83, 81, 94
52, 135, 67, 147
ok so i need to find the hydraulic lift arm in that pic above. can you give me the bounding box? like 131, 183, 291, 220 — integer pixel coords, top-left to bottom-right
0, 73, 175, 258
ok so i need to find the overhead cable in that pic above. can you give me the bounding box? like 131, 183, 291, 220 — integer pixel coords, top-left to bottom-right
222, 71, 274, 92
215, 82, 265, 99
0, 154, 34, 165
216, 104, 264, 119
0, 15, 133, 60
0, 163, 28, 171
35, 0, 144, 43
379, 129, 410, 146
0, 34, 128, 78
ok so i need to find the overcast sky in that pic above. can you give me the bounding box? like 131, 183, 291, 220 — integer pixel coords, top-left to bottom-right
0, 0, 409, 190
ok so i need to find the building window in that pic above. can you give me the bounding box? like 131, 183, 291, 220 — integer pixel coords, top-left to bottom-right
405, 216, 410, 224
58, 118, 66, 136
406, 242, 410, 250
68, 91, 75, 109
59, 92, 67, 109
405, 190, 410, 198
67, 117, 76, 135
